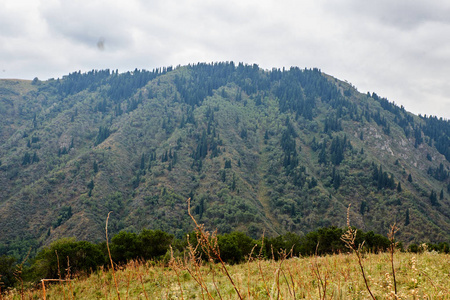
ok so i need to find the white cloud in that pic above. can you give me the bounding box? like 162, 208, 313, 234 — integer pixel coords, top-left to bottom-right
0, 0, 449, 118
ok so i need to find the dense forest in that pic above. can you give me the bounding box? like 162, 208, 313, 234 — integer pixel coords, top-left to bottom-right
1, 62, 450, 263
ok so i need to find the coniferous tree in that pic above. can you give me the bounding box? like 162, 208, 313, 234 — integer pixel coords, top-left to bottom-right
430, 190, 438, 206
405, 208, 410, 226
87, 179, 95, 197
172, 151, 177, 165
220, 170, 226, 182
373, 164, 395, 190
95, 126, 110, 146
360, 200, 367, 216
140, 153, 146, 170
22, 152, 31, 165
308, 176, 318, 188
231, 173, 236, 191
240, 128, 248, 139
31, 151, 39, 163
397, 182, 402, 192
224, 159, 232, 169
332, 168, 341, 189
330, 135, 346, 165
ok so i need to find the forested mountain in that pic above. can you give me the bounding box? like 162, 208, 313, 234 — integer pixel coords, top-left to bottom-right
1, 62, 450, 258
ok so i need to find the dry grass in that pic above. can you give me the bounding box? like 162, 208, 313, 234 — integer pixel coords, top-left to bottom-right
3, 203, 450, 299
2, 248, 449, 299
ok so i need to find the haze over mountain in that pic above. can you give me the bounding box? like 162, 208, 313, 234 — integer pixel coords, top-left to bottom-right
1, 62, 450, 258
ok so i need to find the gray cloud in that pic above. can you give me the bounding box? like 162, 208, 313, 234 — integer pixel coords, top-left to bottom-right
329, 0, 450, 30
40, 1, 135, 50
0, 0, 449, 118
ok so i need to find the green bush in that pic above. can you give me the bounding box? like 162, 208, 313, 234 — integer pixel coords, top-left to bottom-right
31, 238, 105, 280
110, 231, 139, 264
217, 232, 257, 264
138, 229, 174, 260
0, 255, 17, 288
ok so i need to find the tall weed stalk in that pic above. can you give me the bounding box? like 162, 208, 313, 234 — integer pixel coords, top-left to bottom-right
187, 198, 244, 299
106, 211, 121, 300
341, 205, 376, 300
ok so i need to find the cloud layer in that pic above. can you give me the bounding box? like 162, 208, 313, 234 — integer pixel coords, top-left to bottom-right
1, 0, 449, 118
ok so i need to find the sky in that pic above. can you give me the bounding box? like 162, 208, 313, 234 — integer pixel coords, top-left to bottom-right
1, 0, 450, 118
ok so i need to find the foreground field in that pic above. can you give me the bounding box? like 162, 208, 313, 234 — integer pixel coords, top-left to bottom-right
3, 251, 450, 299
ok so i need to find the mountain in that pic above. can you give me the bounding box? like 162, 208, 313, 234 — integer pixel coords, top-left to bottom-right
1, 62, 450, 258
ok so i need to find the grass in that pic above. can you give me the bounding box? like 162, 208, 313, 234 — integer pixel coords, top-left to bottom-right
2, 249, 449, 299
2, 204, 450, 299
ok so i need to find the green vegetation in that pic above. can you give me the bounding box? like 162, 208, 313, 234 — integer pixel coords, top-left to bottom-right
2, 226, 449, 299
1, 63, 450, 262
1, 225, 449, 292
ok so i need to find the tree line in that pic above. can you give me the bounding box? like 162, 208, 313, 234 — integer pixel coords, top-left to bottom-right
1, 226, 449, 291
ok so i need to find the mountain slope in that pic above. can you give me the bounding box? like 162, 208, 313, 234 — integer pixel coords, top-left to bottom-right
1, 63, 450, 258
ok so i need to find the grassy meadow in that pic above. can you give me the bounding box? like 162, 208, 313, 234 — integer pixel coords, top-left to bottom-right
3, 250, 449, 299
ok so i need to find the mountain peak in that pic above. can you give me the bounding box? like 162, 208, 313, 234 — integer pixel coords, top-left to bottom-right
1, 63, 449, 258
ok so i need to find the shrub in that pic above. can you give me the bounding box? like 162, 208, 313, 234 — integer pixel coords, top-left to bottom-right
217, 232, 256, 264
110, 231, 139, 264
138, 229, 174, 260
0, 255, 17, 288
31, 238, 105, 280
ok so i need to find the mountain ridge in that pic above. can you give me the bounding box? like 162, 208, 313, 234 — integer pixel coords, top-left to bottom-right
1, 62, 449, 258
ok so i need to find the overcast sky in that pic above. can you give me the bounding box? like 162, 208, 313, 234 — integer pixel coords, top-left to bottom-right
1, 0, 449, 118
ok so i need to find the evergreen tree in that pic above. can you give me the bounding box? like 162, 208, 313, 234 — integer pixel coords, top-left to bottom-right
430, 190, 438, 206
397, 182, 402, 192
87, 179, 95, 191
194, 130, 208, 159
140, 153, 146, 170
224, 159, 232, 169
405, 208, 410, 226
360, 200, 367, 216
332, 167, 341, 189
22, 152, 31, 165
220, 170, 226, 182
95, 126, 110, 145
31, 151, 39, 163
231, 173, 236, 191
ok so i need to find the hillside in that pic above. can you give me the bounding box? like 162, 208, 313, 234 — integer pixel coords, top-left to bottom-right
1, 63, 450, 258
